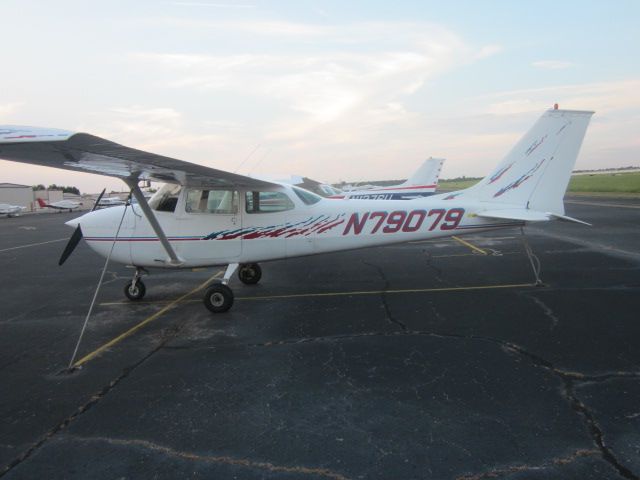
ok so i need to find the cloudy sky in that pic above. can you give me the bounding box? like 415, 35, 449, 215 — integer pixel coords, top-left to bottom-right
1, 0, 638, 193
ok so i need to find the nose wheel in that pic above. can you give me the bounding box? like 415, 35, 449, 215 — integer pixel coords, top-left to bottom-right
124, 267, 147, 301
124, 279, 146, 300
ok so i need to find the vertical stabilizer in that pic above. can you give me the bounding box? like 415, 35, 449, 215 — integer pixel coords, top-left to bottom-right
464, 109, 593, 215
402, 157, 445, 187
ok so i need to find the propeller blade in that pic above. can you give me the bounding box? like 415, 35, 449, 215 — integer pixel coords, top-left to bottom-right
92, 188, 107, 212
59, 224, 83, 266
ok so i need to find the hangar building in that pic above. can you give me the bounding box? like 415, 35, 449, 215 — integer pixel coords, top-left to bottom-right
0, 183, 33, 210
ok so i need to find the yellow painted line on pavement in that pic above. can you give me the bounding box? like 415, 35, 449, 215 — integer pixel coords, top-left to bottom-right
451, 236, 488, 255
73, 271, 222, 368
100, 282, 533, 306
236, 283, 534, 301
0, 238, 67, 253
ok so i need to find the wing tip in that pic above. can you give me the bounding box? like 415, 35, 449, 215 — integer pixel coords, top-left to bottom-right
0, 125, 76, 143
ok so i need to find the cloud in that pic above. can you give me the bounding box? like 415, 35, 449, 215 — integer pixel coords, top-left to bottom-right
476, 44, 503, 59
532, 60, 575, 70
479, 79, 640, 114
0, 102, 22, 121
147, 18, 328, 36
434, 79, 640, 175
130, 21, 472, 134
111, 22, 638, 182
167, 2, 254, 8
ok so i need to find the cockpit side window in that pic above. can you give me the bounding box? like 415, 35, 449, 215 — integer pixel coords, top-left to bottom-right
245, 191, 295, 213
148, 184, 182, 212
185, 189, 238, 214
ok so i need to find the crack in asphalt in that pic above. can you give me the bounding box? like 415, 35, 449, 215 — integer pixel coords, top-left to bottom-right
521, 292, 560, 330
0, 321, 189, 478
4, 275, 639, 478
562, 378, 639, 480
67, 435, 351, 480
361, 261, 407, 332
423, 249, 445, 284
243, 329, 640, 479
455, 448, 600, 480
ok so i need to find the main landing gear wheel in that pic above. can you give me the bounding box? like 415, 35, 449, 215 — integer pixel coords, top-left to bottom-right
124, 279, 146, 301
203, 283, 234, 313
238, 263, 262, 285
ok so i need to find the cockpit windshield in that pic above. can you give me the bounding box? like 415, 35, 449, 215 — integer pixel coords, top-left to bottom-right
292, 187, 322, 205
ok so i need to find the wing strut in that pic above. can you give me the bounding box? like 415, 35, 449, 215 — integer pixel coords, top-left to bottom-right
125, 179, 183, 266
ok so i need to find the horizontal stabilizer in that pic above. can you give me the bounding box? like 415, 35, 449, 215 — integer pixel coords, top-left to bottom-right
549, 213, 592, 226
478, 209, 591, 226
478, 209, 551, 222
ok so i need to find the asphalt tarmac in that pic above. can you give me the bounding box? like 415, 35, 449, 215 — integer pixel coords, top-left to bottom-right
0, 196, 639, 479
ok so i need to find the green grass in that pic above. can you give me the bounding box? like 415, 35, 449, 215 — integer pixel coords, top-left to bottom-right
438, 172, 640, 194
438, 178, 481, 191
567, 172, 640, 193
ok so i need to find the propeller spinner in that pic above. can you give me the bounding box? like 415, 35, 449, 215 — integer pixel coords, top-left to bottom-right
58, 188, 107, 265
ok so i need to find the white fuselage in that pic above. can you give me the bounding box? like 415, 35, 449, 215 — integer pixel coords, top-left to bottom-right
71, 184, 521, 269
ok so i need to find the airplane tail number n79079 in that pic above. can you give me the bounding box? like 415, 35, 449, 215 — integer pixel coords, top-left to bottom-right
342, 208, 465, 235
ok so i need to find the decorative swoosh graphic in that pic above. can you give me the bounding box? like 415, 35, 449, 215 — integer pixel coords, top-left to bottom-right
525, 134, 547, 156
493, 159, 546, 198
488, 163, 514, 184
204, 214, 346, 240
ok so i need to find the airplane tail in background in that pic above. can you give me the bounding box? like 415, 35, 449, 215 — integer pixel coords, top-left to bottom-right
36, 198, 47, 208
450, 109, 594, 223
402, 157, 445, 187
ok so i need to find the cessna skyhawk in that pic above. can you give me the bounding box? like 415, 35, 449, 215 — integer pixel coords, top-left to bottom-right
0, 108, 593, 312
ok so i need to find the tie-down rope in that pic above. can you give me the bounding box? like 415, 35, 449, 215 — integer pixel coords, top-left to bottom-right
67, 193, 131, 369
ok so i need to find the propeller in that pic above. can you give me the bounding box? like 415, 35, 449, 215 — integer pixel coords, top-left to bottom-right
58, 188, 106, 266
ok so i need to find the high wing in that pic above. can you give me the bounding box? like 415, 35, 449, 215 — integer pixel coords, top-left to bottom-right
0, 125, 278, 266
0, 126, 277, 189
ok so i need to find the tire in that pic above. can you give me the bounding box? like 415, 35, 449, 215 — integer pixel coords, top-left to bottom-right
238, 263, 262, 285
124, 279, 146, 301
203, 283, 234, 313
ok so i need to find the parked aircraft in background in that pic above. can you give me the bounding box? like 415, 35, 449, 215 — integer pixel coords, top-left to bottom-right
97, 197, 126, 207
0, 107, 593, 313
333, 157, 445, 200
274, 157, 445, 200
36, 197, 82, 212
0, 203, 26, 217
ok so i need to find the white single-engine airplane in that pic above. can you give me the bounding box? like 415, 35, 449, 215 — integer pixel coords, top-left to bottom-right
0, 108, 593, 312
36, 197, 82, 212
0, 203, 26, 217
252, 157, 444, 200
331, 157, 445, 200
96, 196, 127, 208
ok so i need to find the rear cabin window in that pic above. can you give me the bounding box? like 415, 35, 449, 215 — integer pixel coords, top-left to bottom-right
245, 191, 294, 213
185, 189, 238, 214
149, 184, 182, 212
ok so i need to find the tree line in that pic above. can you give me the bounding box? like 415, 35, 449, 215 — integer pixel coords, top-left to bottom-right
32, 184, 80, 195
